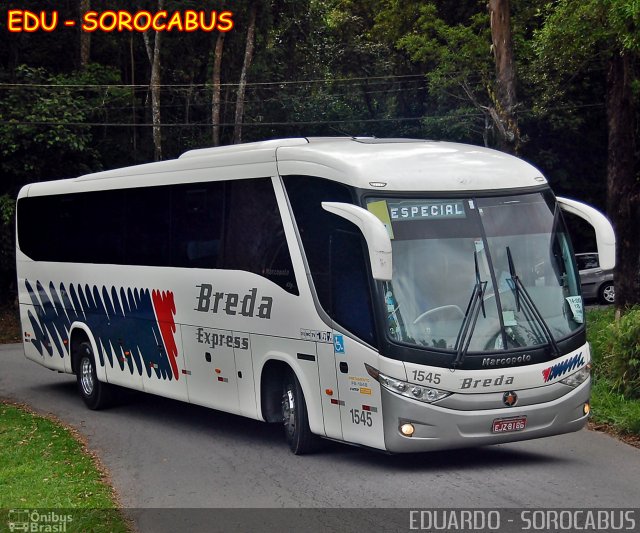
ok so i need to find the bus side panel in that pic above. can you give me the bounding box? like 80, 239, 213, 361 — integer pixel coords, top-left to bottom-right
98, 341, 143, 389
17, 263, 71, 373
16, 265, 189, 396
317, 341, 343, 440
142, 320, 188, 402
234, 330, 258, 418
333, 335, 385, 450
19, 302, 47, 366
181, 325, 240, 412
251, 334, 324, 436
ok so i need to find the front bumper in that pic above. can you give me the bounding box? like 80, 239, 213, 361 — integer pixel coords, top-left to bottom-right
382, 378, 590, 453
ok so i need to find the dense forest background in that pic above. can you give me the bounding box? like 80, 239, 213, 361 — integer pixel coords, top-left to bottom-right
0, 0, 638, 307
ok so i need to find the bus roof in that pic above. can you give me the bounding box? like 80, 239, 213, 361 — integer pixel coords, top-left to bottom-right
21, 137, 547, 197
274, 138, 546, 191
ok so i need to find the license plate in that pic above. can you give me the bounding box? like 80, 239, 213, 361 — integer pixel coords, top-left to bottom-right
492, 416, 527, 433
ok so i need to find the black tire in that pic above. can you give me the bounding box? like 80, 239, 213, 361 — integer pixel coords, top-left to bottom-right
599, 282, 615, 305
75, 341, 112, 410
281, 370, 320, 455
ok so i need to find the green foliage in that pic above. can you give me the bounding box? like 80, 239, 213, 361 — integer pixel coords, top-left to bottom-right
525, 0, 617, 209
587, 307, 640, 434
590, 378, 640, 434
586, 307, 617, 374
0, 193, 15, 226
0, 194, 16, 300
606, 0, 640, 52
371, 0, 491, 143
607, 308, 640, 398
531, 0, 640, 106
0, 66, 98, 189
393, 4, 490, 87
587, 307, 640, 399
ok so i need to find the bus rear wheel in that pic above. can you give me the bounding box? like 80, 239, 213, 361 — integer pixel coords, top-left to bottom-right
75, 342, 112, 410
281, 371, 319, 455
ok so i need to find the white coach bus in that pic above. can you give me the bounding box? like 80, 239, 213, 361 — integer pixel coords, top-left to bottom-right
16, 137, 615, 454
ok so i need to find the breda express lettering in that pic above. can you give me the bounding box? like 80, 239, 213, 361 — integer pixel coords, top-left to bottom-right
196, 285, 273, 319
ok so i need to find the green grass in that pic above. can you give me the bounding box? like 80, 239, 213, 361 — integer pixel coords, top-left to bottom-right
587, 308, 640, 439
590, 379, 640, 434
0, 403, 130, 532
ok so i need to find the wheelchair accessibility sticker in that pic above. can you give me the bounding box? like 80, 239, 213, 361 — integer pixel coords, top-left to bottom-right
334, 334, 345, 354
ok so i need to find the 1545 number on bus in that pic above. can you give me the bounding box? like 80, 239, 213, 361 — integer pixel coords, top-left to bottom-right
411, 370, 441, 384
350, 408, 373, 427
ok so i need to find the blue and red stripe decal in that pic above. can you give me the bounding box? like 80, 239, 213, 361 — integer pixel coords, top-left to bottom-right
25, 280, 179, 381
541, 352, 584, 383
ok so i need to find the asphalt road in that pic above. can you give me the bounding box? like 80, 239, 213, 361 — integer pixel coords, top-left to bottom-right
2, 343, 640, 532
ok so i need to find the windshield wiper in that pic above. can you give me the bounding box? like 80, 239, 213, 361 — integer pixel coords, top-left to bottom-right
506, 246, 561, 357
452, 252, 487, 368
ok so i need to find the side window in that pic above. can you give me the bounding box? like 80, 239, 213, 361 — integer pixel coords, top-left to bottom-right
17, 191, 125, 264
125, 186, 171, 266
18, 196, 60, 261
55, 197, 79, 261
18, 179, 300, 290
171, 182, 224, 268
223, 178, 298, 295
582, 254, 599, 269
283, 175, 377, 346
330, 230, 377, 346
79, 190, 125, 264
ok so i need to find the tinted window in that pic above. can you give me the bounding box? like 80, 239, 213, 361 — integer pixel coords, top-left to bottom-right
18, 178, 298, 295
82, 190, 125, 264
125, 187, 170, 266
171, 182, 223, 268
576, 254, 599, 270
284, 175, 376, 345
330, 230, 377, 346
224, 178, 298, 295
17, 191, 125, 264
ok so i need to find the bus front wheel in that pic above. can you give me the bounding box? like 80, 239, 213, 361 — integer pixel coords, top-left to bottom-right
75, 342, 112, 410
281, 371, 319, 454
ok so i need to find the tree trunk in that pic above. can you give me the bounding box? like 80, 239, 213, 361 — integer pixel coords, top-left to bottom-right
212, 32, 226, 147
79, 0, 91, 68
605, 52, 639, 309
185, 79, 193, 125
130, 34, 137, 161
150, 25, 162, 161
143, 0, 164, 161
233, 5, 257, 145
488, 0, 519, 154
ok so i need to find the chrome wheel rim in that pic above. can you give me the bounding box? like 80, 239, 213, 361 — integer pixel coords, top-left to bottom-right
80, 357, 94, 396
282, 386, 296, 438
603, 285, 615, 303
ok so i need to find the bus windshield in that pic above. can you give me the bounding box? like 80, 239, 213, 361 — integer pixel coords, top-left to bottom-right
366, 192, 583, 353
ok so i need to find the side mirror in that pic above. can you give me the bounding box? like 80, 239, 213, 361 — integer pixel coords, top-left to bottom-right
321, 202, 392, 281
557, 197, 616, 270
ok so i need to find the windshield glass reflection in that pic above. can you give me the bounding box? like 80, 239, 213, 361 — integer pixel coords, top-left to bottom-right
367, 193, 583, 354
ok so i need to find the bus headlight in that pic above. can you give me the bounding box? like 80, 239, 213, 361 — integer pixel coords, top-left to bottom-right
365, 364, 450, 403
560, 363, 591, 388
